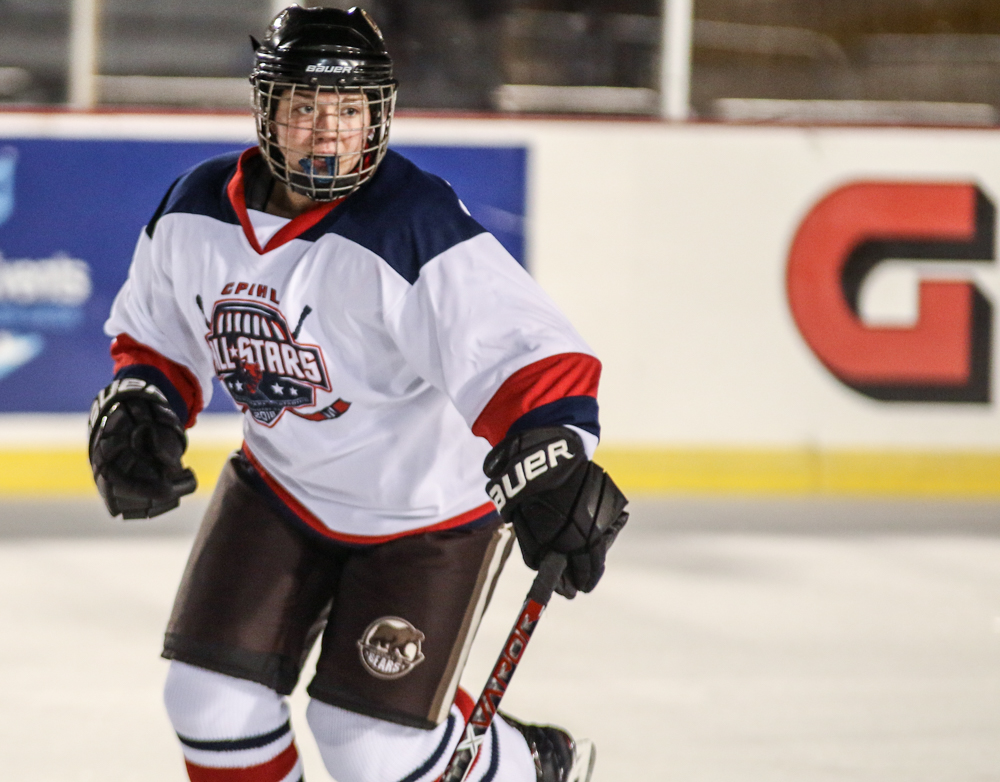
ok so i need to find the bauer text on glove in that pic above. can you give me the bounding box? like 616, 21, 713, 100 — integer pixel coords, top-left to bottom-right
484, 426, 628, 596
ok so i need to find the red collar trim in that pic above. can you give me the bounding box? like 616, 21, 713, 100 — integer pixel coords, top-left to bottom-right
227, 147, 344, 255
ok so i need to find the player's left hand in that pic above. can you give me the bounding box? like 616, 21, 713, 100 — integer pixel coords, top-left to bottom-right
484, 426, 628, 598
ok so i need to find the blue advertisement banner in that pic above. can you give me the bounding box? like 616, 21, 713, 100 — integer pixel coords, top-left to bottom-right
0, 139, 526, 413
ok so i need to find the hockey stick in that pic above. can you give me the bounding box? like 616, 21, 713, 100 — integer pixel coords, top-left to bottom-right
440, 551, 568, 782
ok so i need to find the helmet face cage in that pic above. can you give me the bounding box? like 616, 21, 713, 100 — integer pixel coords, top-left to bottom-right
254, 78, 396, 202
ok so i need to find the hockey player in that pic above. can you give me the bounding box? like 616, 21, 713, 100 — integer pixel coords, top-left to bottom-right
87, 7, 627, 782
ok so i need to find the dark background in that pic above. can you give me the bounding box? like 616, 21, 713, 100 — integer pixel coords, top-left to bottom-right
2, 0, 1000, 117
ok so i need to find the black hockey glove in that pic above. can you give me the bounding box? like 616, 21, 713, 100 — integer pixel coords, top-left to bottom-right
88, 378, 197, 519
484, 426, 628, 598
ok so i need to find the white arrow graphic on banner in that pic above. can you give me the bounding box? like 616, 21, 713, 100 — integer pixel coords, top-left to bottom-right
0, 330, 43, 381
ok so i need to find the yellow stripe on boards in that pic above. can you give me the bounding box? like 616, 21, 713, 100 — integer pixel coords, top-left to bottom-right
593, 447, 1000, 497
819, 450, 1000, 496
0, 447, 236, 497
0, 450, 95, 495
594, 448, 819, 494
2, 446, 1000, 498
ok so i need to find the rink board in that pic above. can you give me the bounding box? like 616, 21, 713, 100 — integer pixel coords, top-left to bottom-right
5, 413, 1000, 497
4, 112, 1000, 496
7, 447, 1000, 497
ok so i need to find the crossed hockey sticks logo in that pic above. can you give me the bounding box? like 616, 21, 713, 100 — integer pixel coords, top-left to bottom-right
195, 295, 351, 425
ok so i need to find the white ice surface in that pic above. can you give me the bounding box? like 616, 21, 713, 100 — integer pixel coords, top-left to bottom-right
1, 497, 999, 781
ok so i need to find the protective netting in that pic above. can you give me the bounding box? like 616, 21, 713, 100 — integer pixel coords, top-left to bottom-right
254, 80, 396, 202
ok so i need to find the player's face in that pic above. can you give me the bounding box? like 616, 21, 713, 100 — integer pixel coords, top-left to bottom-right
273, 88, 370, 180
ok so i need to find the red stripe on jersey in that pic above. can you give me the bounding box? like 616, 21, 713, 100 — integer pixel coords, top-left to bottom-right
184, 741, 299, 782
111, 333, 204, 428
454, 687, 475, 722
241, 445, 496, 544
227, 148, 343, 255
472, 353, 601, 446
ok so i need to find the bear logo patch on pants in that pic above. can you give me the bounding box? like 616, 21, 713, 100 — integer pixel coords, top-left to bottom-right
357, 616, 426, 679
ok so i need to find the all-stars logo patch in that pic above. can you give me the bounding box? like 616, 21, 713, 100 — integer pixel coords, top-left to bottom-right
357, 616, 426, 680
203, 298, 350, 426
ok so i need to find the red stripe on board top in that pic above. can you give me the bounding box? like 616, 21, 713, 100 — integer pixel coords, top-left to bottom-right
226, 148, 343, 255
184, 742, 299, 782
241, 445, 496, 545
472, 353, 601, 446
111, 333, 204, 428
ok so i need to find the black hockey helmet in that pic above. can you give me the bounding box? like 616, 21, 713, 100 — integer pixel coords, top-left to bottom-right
250, 6, 397, 202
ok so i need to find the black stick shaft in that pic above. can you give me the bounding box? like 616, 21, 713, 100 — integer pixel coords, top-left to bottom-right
440, 552, 567, 782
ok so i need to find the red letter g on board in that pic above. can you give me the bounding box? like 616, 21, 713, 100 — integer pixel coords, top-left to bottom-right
787, 182, 994, 402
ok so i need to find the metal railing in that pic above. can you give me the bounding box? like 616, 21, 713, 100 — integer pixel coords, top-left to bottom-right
64, 0, 696, 119
15, 0, 1000, 125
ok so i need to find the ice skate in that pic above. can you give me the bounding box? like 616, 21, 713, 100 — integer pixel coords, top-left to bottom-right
501, 712, 597, 782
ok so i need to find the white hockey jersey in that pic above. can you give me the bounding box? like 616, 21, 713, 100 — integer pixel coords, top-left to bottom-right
106, 148, 601, 542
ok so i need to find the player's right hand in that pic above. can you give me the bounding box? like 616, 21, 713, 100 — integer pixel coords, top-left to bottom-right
88, 378, 197, 519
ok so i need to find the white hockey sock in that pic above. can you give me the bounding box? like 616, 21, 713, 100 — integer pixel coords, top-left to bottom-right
305, 690, 535, 782
163, 661, 303, 782
466, 715, 537, 782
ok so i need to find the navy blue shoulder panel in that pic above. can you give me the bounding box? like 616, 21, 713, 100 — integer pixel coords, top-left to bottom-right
145, 151, 243, 237
308, 150, 488, 285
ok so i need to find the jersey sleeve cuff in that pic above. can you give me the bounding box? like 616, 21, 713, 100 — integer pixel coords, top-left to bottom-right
110, 333, 203, 428
471, 352, 601, 446
505, 396, 600, 439
113, 364, 189, 425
